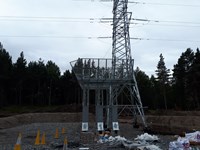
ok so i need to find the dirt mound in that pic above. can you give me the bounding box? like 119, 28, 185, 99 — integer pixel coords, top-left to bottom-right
0, 113, 94, 129
145, 115, 200, 134
1, 112, 200, 135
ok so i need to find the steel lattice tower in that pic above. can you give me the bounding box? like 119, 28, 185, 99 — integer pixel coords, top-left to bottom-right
109, 0, 146, 129
71, 0, 147, 133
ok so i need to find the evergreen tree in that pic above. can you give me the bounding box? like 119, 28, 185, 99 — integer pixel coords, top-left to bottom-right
0, 43, 12, 106
155, 54, 170, 110
13, 51, 27, 105
135, 67, 153, 108
46, 60, 60, 105
60, 70, 79, 105
186, 48, 200, 109
149, 75, 160, 109
27, 59, 47, 105
173, 48, 194, 109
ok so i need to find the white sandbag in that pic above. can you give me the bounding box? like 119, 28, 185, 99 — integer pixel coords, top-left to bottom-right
185, 131, 200, 143
169, 137, 191, 150
137, 145, 162, 150
135, 133, 159, 142
122, 140, 149, 149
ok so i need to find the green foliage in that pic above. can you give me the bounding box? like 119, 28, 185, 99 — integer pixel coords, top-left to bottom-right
1, 41, 200, 111
173, 48, 195, 109
12, 51, 27, 105
46, 60, 60, 79
0, 42, 82, 107
187, 49, 200, 109
0, 43, 13, 106
156, 54, 170, 84
0, 43, 12, 78
46, 60, 61, 105
135, 67, 153, 108
155, 54, 170, 110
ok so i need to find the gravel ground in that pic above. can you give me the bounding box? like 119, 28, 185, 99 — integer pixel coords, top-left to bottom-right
1, 112, 200, 149
0, 122, 177, 150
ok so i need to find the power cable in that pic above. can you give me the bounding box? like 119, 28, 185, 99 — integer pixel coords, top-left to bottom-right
130, 37, 200, 43
130, 23, 200, 28
73, 0, 200, 7
0, 35, 199, 43
1, 15, 200, 25
0, 15, 98, 20
0, 16, 113, 21
0, 16, 105, 23
129, 1, 200, 7
132, 18, 200, 25
0, 19, 98, 23
0, 35, 112, 39
1, 16, 200, 27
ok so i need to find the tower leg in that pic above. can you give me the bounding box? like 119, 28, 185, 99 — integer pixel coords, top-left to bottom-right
108, 86, 119, 132
112, 105, 119, 133
95, 89, 104, 132
82, 88, 89, 131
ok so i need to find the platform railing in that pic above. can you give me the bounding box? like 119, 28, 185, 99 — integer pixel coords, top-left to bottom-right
70, 58, 134, 81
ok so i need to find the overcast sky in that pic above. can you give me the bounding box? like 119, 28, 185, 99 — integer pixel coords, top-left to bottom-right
0, 0, 200, 76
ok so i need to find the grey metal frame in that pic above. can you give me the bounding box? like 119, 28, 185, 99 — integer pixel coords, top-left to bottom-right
70, 0, 147, 132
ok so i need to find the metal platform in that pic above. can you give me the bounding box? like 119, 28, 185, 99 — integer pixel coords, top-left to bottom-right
70, 0, 147, 132
70, 58, 147, 132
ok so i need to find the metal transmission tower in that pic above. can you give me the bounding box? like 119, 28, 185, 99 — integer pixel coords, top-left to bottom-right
109, 0, 146, 129
71, 0, 147, 133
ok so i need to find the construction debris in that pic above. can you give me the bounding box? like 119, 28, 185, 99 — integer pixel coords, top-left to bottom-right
97, 133, 161, 150
169, 131, 200, 150
135, 133, 159, 142
169, 137, 190, 150
185, 131, 200, 145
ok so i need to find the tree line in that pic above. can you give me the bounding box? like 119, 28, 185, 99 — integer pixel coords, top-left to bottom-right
0, 42, 81, 107
136, 48, 200, 110
0, 42, 200, 110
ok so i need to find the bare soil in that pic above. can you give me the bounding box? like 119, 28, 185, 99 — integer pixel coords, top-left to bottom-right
0, 111, 200, 149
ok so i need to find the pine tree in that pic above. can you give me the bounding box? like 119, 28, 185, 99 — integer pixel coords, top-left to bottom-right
46, 60, 60, 105
13, 51, 27, 105
173, 48, 194, 109
155, 54, 170, 110
0, 43, 12, 106
187, 48, 200, 109
135, 67, 153, 108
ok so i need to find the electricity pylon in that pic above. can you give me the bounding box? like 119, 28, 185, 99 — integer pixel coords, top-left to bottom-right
71, 0, 147, 132
109, 0, 147, 129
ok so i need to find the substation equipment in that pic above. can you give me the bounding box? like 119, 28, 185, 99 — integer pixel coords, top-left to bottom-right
70, 0, 147, 132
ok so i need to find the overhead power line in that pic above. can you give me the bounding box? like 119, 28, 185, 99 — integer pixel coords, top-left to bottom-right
0, 35, 111, 39
0, 35, 199, 43
73, 0, 200, 7
130, 23, 200, 28
132, 18, 200, 25
0, 15, 97, 20
129, 1, 200, 7
130, 37, 200, 43
0, 19, 96, 23
0, 16, 105, 23
1, 16, 200, 27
